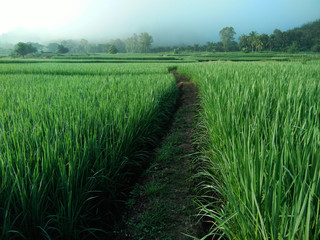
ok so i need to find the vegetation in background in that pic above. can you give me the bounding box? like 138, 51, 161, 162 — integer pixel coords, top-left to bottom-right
219, 27, 237, 52
2, 19, 319, 57
1, 51, 319, 65
56, 44, 69, 54
13, 42, 37, 57
178, 62, 320, 240
108, 45, 118, 54
238, 20, 320, 53
125, 32, 153, 53
138, 32, 153, 53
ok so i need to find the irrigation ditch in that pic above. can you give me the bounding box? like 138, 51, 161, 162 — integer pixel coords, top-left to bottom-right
114, 70, 204, 239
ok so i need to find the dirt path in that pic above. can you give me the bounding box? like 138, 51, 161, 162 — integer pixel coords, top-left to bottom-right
115, 71, 202, 239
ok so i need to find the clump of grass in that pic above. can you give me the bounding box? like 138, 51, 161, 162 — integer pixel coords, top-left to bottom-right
179, 61, 320, 240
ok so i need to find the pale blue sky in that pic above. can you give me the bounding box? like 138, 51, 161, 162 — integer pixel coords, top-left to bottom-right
0, 0, 319, 45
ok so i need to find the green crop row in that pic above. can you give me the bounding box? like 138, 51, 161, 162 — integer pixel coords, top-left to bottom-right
0, 64, 178, 239
178, 61, 320, 239
0, 62, 174, 76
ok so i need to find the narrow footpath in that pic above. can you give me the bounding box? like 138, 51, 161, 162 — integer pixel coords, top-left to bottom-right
115, 71, 203, 239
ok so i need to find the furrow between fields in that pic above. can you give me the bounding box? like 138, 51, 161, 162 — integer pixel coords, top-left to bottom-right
115, 70, 203, 239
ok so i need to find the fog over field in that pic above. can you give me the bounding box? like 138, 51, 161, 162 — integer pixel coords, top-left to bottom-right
0, 0, 320, 45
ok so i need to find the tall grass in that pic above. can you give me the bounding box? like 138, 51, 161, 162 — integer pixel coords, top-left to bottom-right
179, 62, 320, 239
0, 63, 178, 239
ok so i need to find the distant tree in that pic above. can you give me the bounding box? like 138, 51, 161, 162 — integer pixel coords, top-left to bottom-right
101, 44, 111, 53
46, 43, 59, 52
110, 39, 126, 53
205, 42, 215, 52
219, 27, 236, 52
85, 43, 110, 53
76, 39, 89, 53
269, 29, 286, 51
57, 44, 69, 54
287, 41, 300, 53
125, 34, 139, 53
299, 33, 313, 51
14, 42, 37, 57
239, 34, 250, 52
30, 42, 44, 52
193, 44, 200, 52
86, 44, 98, 53
311, 43, 320, 52
268, 34, 276, 51
60, 40, 77, 53
139, 32, 153, 53
254, 37, 263, 52
14, 42, 28, 57
180, 45, 194, 52
249, 31, 258, 52
298, 20, 320, 51
109, 45, 118, 54
259, 33, 269, 51
214, 41, 224, 52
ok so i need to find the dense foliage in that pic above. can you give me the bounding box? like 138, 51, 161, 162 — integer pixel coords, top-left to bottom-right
13, 42, 37, 57
239, 20, 320, 53
56, 44, 69, 54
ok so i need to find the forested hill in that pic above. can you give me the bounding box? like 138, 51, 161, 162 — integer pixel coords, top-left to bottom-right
286, 19, 320, 52
237, 19, 320, 53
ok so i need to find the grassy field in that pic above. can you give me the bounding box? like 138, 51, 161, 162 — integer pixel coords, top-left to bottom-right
0, 63, 178, 239
0, 62, 173, 75
1, 52, 319, 64
178, 51, 320, 62
1, 55, 320, 239
178, 61, 320, 240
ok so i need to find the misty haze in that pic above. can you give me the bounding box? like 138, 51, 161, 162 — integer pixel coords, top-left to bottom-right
0, 1, 320, 240
1, 0, 320, 47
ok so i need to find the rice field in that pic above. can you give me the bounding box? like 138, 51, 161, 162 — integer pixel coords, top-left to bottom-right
178, 61, 320, 240
0, 62, 172, 75
1, 59, 320, 240
0, 63, 178, 239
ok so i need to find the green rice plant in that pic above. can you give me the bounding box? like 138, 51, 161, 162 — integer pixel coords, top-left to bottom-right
178, 61, 320, 240
0, 62, 172, 76
0, 63, 178, 239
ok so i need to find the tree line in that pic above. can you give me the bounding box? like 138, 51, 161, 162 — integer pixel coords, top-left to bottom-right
238, 19, 320, 53
181, 19, 320, 53
9, 19, 320, 57
11, 32, 153, 57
